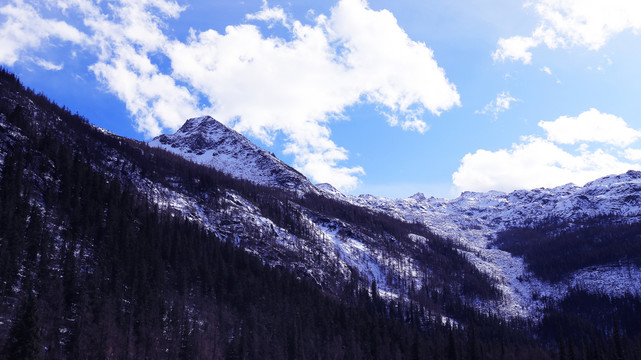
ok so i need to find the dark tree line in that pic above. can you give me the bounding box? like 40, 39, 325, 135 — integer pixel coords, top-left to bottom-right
541, 288, 641, 341
495, 215, 641, 281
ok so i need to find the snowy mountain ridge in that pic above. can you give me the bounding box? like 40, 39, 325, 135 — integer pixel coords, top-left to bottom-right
322, 170, 641, 317
149, 114, 641, 319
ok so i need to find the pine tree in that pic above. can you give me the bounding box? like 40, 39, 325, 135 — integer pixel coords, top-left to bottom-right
613, 315, 625, 360
2, 295, 42, 359
469, 324, 479, 360
0, 146, 27, 295
447, 329, 458, 360
558, 326, 567, 360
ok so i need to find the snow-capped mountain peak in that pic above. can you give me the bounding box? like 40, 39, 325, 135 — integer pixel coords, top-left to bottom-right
409, 192, 427, 202
150, 116, 316, 193
315, 182, 341, 195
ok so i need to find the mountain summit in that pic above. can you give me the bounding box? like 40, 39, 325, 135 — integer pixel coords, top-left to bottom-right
150, 116, 316, 193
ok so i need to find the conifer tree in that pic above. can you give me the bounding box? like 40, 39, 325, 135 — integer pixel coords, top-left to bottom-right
2, 295, 42, 359
447, 329, 458, 360
613, 315, 625, 360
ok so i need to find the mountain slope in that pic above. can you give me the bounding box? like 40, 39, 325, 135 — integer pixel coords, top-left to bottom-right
0, 69, 498, 324
328, 172, 641, 317
0, 99, 464, 359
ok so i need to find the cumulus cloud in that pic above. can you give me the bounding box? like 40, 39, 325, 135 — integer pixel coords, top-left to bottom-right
453, 109, 641, 193
624, 148, 641, 161
0, 0, 87, 66
165, 0, 460, 189
493, 35, 540, 64
539, 108, 641, 147
476, 91, 518, 119
495, 0, 641, 63
0, 0, 460, 191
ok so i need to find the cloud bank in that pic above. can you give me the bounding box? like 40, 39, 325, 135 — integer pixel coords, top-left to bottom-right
0, 0, 460, 191
0, 1, 87, 66
538, 108, 641, 147
494, 0, 641, 63
453, 109, 641, 193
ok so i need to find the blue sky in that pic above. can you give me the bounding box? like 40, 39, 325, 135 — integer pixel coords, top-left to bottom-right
3, 0, 641, 198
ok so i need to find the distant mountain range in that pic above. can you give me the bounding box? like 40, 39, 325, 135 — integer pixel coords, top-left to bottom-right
150, 106, 641, 319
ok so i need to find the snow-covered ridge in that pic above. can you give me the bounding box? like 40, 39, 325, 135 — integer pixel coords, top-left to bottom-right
319, 170, 641, 317
150, 116, 316, 194
341, 170, 641, 233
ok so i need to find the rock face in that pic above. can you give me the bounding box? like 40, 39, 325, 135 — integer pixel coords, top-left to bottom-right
150, 116, 316, 194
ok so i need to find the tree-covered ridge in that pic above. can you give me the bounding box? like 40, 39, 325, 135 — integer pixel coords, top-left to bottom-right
0, 85, 528, 359
0, 67, 500, 307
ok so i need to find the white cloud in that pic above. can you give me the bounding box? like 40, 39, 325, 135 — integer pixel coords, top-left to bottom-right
90, 58, 202, 137
381, 108, 429, 133
33, 57, 63, 71
246, 0, 289, 27
0, 0, 199, 137
78, 0, 203, 137
453, 136, 639, 193
624, 148, 641, 161
495, 0, 641, 63
324, 0, 460, 115
0, 0, 459, 191
539, 108, 641, 147
541, 66, 552, 75
453, 109, 641, 193
493, 35, 539, 64
0, 1, 87, 65
476, 91, 518, 119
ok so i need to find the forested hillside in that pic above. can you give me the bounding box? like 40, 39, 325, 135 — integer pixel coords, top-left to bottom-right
0, 69, 526, 359
496, 216, 641, 281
